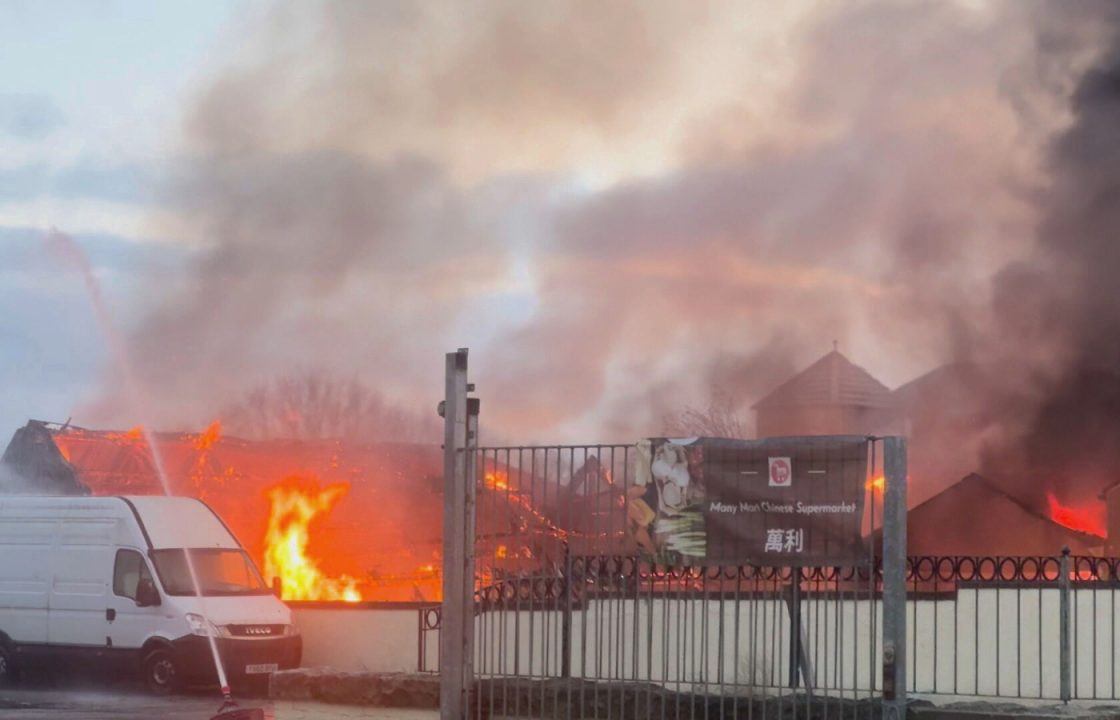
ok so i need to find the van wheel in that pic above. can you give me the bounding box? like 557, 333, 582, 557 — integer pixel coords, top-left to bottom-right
142, 648, 179, 694
0, 644, 15, 686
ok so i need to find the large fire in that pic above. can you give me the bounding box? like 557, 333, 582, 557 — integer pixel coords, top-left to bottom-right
51, 421, 449, 602
262, 478, 362, 602
1046, 491, 1106, 538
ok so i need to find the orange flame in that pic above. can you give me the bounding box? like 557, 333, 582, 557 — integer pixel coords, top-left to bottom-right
102, 425, 144, 442
194, 420, 221, 451
263, 478, 362, 602
485, 471, 509, 491
866, 475, 885, 492
1046, 492, 1106, 537
483, 469, 569, 539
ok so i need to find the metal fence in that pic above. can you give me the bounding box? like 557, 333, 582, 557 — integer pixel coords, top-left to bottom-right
468, 445, 888, 703
436, 349, 909, 720
428, 347, 1120, 718
425, 552, 1120, 704
905, 551, 1120, 702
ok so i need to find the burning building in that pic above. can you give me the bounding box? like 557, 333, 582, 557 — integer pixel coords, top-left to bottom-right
0, 420, 557, 603
3, 344, 1114, 592
758, 349, 1112, 556
903, 473, 1102, 556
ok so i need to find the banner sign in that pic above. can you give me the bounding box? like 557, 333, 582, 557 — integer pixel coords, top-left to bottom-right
628, 436, 870, 565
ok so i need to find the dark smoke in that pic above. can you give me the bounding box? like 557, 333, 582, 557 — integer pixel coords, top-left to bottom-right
980, 5, 1120, 505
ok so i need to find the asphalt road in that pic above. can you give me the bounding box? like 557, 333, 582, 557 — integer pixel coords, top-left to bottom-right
0, 687, 438, 720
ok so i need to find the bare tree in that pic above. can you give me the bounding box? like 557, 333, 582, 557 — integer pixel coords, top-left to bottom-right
662, 386, 748, 439
221, 371, 437, 443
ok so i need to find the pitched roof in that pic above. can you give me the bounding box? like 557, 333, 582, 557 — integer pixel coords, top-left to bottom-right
905, 472, 1103, 554
752, 350, 893, 410
892, 362, 987, 414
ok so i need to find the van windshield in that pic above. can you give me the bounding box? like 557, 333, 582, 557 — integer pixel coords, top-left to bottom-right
151, 548, 270, 596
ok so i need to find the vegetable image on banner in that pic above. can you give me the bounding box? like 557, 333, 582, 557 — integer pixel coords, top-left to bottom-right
629, 436, 870, 565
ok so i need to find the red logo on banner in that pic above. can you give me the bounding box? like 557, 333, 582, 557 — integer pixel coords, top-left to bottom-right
768, 457, 792, 487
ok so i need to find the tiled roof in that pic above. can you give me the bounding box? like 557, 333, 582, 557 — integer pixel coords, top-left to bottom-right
871, 472, 1104, 555
752, 350, 893, 410
910, 472, 1104, 542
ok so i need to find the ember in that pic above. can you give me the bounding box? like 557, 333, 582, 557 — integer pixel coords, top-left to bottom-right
1046, 491, 1106, 538
263, 477, 362, 602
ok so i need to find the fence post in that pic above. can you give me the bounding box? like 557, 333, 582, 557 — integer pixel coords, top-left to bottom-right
418, 607, 425, 673
881, 437, 908, 720
464, 397, 479, 703
440, 349, 471, 720
560, 541, 572, 679
787, 568, 803, 688
1060, 546, 1071, 703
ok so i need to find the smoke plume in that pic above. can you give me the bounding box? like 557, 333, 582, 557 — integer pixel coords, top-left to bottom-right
79, 0, 1120, 500
978, 3, 1120, 505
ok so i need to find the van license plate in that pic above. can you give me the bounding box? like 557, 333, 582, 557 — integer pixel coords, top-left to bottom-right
245, 663, 278, 674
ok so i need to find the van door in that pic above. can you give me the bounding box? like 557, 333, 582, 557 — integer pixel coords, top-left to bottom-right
0, 518, 53, 644
106, 549, 166, 649
47, 520, 115, 649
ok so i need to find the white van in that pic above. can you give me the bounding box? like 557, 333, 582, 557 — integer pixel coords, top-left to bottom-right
0, 496, 300, 692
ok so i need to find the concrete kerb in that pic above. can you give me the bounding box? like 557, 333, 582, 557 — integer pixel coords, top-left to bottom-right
909, 701, 1120, 720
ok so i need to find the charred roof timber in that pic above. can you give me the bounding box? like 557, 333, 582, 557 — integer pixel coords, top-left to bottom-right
0, 420, 89, 495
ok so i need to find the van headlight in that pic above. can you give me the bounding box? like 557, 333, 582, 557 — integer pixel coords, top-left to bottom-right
185, 613, 210, 636
282, 624, 301, 637
185, 613, 232, 638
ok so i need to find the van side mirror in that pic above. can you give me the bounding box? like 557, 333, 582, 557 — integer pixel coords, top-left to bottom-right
135, 578, 161, 607
271, 576, 283, 598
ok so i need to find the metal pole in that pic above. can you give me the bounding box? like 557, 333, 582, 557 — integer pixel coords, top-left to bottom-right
881, 437, 908, 720
464, 397, 479, 707
440, 349, 469, 720
561, 541, 573, 679
1060, 546, 1071, 704
418, 608, 425, 673
787, 569, 802, 688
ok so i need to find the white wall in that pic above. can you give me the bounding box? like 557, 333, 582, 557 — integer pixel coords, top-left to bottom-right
472, 599, 882, 698
291, 589, 1120, 702
469, 588, 1120, 702
292, 606, 427, 673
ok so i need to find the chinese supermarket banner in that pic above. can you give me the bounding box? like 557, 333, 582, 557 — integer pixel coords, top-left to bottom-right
629, 436, 870, 566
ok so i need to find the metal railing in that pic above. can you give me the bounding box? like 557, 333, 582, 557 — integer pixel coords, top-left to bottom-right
419, 604, 441, 673
428, 346, 1114, 715
462, 442, 893, 719
905, 550, 1120, 702
423, 549, 1120, 704
436, 349, 909, 719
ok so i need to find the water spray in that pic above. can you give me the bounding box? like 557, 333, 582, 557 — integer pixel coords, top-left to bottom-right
46, 229, 262, 720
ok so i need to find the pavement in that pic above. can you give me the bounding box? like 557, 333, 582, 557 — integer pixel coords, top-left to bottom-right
0, 687, 439, 720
